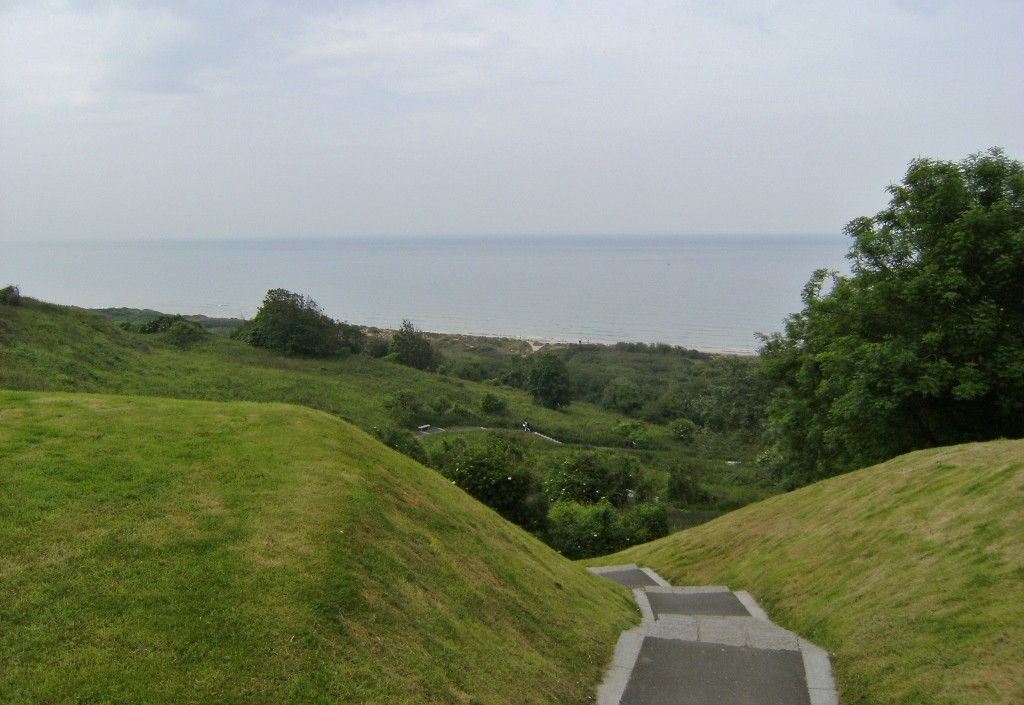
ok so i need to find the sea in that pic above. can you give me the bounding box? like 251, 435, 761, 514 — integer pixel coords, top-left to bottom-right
2, 235, 849, 354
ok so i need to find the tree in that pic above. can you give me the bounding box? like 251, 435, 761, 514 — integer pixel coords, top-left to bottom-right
243, 288, 346, 357
389, 320, 439, 371
760, 148, 1024, 483
435, 434, 548, 532
526, 353, 571, 409
0, 285, 21, 306
543, 450, 648, 507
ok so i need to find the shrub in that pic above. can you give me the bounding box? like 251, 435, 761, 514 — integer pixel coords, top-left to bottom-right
666, 463, 711, 506
372, 425, 428, 465
670, 418, 699, 444
0, 285, 22, 306
364, 333, 390, 358
544, 501, 625, 559
244, 288, 350, 357
384, 390, 424, 428
544, 500, 669, 559
437, 434, 547, 532
480, 392, 507, 416
544, 450, 634, 507
527, 353, 571, 409
389, 320, 440, 371
621, 503, 669, 545
164, 319, 207, 349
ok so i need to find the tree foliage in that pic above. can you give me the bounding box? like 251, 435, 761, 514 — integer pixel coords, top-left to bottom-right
389, 320, 439, 371
543, 450, 657, 507
0, 285, 22, 306
527, 353, 571, 409
544, 500, 668, 560
241, 288, 364, 358
434, 435, 548, 532
760, 149, 1024, 483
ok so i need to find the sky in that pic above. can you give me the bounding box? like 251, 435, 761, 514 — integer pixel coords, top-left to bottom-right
1, 0, 1022, 243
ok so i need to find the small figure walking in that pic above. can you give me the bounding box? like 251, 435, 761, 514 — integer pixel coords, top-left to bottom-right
522, 420, 531, 433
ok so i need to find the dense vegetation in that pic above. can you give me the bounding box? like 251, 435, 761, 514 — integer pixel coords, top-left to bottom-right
760, 148, 1024, 483
0, 295, 776, 558
598, 439, 1024, 705
232, 288, 367, 357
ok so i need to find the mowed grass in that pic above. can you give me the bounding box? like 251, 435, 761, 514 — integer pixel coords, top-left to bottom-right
0, 391, 638, 704
594, 440, 1024, 705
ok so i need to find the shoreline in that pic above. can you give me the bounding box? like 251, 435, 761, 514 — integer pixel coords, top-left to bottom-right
419, 328, 757, 357
96, 307, 760, 357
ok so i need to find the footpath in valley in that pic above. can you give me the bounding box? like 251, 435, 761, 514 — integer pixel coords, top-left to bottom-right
590, 564, 838, 705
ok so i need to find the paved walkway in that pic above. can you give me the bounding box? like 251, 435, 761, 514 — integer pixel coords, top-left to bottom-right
589, 565, 838, 705
414, 425, 563, 444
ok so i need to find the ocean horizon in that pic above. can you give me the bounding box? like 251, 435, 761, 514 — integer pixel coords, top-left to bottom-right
3, 234, 850, 353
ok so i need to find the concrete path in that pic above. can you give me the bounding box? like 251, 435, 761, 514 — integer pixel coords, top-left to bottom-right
414, 425, 563, 444
589, 564, 838, 705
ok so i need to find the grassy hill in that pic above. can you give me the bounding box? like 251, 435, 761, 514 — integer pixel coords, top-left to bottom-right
594, 440, 1024, 705
1, 296, 779, 526
0, 390, 638, 704
0, 297, 675, 448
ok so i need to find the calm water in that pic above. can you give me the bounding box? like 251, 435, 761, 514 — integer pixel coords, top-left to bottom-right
3, 235, 849, 353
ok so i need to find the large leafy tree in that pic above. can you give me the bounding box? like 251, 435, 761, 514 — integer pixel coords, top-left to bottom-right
760, 148, 1024, 483
245, 288, 353, 357
527, 353, 571, 409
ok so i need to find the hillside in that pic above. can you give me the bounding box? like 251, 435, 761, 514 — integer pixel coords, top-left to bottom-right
0, 390, 638, 703
0, 297, 676, 447
595, 440, 1024, 705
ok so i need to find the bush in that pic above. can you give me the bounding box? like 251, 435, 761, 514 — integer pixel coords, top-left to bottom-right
600, 377, 643, 414
244, 288, 353, 357
543, 450, 635, 507
666, 463, 712, 505
389, 320, 440, 371
436, 434, 547, 532
480, 392, 507, 416
527, 353, 571, 409
364, 334, 390, 358
544, 501, 625, 559
164, 319, 207, 349
372, 425, 428, 465
621, 503, 670, 545
669, 418, 699, 444
0, 285, 22, 306
384, 390, 424, 428
544, 500, 670, 559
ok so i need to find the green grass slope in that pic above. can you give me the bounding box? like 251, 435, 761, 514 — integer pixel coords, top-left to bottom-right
0, 297, 675, 448
595, 440, 1024, 705
0, 391, 637, 704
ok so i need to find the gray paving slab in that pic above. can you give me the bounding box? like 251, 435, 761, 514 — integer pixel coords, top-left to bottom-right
589, 564, 671, 589
591, 565, 839, 705
646, 590, 751, 617
602, 568, 660, 589
618, 638, 812, 705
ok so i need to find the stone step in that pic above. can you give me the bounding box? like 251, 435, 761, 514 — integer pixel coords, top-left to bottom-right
589, 564, 839, 705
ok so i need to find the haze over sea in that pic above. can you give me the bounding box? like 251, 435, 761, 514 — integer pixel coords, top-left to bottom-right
5, 235, 848, 353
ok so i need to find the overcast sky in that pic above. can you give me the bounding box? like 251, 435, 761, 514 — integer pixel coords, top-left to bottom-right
1, 0, 1022, 243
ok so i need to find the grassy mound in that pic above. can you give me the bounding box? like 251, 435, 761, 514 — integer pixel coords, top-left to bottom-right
0, 391, 637, 704
595, 440, 1024, 705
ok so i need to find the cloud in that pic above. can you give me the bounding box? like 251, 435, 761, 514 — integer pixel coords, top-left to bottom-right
1, 1, 1022, 242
